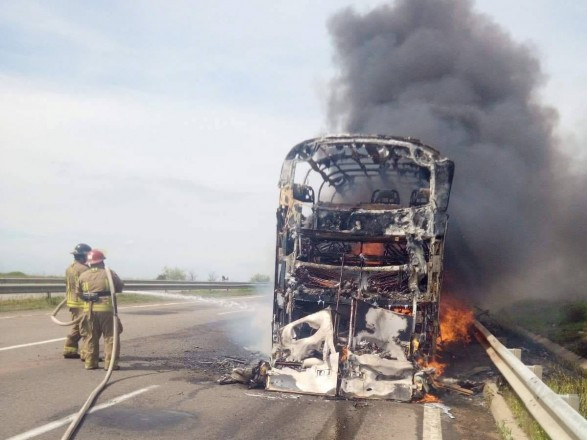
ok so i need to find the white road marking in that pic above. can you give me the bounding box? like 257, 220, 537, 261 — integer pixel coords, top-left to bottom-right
6, 385, 159, 440
0, 337, 66, 352
423, 406, 443, 440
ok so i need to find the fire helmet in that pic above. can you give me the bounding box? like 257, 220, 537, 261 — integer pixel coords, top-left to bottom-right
71, 243, 92, 256
86, 250, 106, 265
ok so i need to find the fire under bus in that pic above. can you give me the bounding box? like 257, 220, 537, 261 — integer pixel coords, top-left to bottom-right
267, 134, 454, 401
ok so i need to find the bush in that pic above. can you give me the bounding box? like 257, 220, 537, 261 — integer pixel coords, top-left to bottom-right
250, 273, 270, 283
156, 266, 187, 281
566, 303, 587, 323
0, 271, 27, 277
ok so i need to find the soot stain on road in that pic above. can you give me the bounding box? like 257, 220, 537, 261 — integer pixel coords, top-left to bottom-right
315, 401, 369, 440
86, 407, 197, 432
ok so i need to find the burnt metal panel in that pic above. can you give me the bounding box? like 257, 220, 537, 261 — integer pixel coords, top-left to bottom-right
270, 134, 453, 400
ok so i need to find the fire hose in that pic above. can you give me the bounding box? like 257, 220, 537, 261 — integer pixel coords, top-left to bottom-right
50, 267, 120, 440
51, 299, 83, 326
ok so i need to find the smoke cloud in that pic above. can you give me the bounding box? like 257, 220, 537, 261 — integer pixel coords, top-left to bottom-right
327, 0, 586, 304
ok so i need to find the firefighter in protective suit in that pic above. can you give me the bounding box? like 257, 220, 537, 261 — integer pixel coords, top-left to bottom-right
63, 243, 91, 359
76, 250, 124, 370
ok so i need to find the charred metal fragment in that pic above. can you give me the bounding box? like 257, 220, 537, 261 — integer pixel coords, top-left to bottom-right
268, 134, 454, 401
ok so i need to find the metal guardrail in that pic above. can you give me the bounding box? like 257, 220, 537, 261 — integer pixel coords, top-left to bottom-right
0, 278, 65, 284
0, 279, 267, 294
474, 320, 587, 440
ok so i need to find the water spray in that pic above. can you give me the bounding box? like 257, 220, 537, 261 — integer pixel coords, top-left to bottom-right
123, 289, 257, 313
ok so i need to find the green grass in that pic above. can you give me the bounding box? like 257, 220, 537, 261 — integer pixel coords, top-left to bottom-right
0, 271, 29, 277
501, 385, 550, 440
0, 294, 161, 313
498, 299, 587, 357
496, 300, 587, 439
500, 366, 587, 440
0, 296, 63, 312
0, 289, 261, 313
497, 421, 514, 440
546, 365, 587, 417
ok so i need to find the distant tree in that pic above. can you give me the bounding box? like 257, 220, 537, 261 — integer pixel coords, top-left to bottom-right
0, 271, 27, 277
250, 273, 270, 283
156, 266, 187, 281
207, 271, 218, 282
188, 270, 198, 281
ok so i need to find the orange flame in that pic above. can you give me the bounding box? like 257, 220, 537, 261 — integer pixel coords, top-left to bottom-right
416, 394, 440, 403
415, 296, 473, 379
361, 242, 385, 255
392, 307, 412, 316
438, 296, 474, 344
427, 359, 446, 377
340, 346, 349, 363
349, 243, 385, 265
417, 357, 446, 377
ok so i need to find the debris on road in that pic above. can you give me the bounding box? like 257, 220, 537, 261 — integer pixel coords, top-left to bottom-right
425, 402, 455, 419
217, 360, 269, 388
431, 377, 484, 396
244, 392, 301, 400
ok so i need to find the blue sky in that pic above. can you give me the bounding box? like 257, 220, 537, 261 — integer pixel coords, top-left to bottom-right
1, 0, 585, 279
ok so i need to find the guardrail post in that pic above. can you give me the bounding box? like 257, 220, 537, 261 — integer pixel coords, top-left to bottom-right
46, 291, 51, 301
508, 348, 522, 360
558, 394, 580, 411
526, 365, 543, 380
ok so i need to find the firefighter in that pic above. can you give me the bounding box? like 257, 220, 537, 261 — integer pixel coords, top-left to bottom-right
77, 250, 124, 370
63, 243, 92, 359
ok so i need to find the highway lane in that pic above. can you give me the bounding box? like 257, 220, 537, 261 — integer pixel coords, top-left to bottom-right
0, 294, 499, 439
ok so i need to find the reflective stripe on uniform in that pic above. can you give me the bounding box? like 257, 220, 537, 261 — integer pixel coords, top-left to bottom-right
83, 297, 114, 312
63, 346, 78, 353
66, 262, 88, 307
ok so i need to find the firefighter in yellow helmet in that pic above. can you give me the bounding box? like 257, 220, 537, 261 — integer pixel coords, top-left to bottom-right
63, 243, 91, 359
76, 250, 124, 370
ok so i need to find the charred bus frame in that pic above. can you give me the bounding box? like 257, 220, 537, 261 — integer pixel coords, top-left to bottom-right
268, 134, 454, 401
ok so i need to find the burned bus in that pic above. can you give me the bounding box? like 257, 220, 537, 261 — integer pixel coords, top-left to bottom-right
267, 134, 454, 401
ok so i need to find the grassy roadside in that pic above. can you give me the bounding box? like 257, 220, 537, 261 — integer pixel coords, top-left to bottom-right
0, 296, 64, 312
492, 299, 586, 439
500, 366, 587, 440
501, 385, 549, 440
0, 294, 162, 313
0, 289, 261, 313
498, 299, 587, 358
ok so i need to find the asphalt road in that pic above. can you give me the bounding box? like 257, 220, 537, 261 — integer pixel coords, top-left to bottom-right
0, 293, 499, 440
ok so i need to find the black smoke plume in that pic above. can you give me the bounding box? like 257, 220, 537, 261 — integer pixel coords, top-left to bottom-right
327, 0, 586, 304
